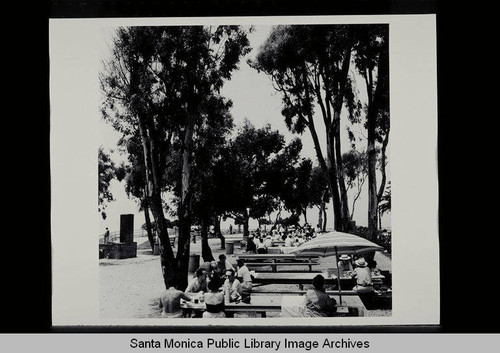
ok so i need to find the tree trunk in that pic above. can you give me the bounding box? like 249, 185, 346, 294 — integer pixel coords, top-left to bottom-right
136, 110, 177, 290
322, 205, 327, 232
200, 214, 215, 262
367, 39, 389, 243
333, 111, 351, 230
243, 208, 250, 239
367, 106, 378, 242
214, 215, 225, 249
142, 196, 155, 252
317, 205, 323, 230
303, 208, 308, 225
326, 129, 343, 231
175, 107, 196, 290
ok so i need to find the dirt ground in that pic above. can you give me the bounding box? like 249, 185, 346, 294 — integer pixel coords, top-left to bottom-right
99, 235, 392, 319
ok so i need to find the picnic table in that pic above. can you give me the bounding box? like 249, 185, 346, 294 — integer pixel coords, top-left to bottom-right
252, 272, 385, 290
238, 253, 320, 272
180, 294, 366, 318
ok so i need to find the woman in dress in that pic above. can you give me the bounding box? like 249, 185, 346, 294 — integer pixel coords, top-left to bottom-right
202, 277, 226, 318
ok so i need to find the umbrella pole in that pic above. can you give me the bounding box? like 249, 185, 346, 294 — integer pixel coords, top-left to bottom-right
334, 246, 342, 305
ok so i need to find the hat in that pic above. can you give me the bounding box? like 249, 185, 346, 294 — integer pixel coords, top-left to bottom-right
355, 258, 367, 267
339, 254, 351, 261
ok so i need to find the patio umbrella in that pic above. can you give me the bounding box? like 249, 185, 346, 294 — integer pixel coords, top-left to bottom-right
289, 231, 382, 304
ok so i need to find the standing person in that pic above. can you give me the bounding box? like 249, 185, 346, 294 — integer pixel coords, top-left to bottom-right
202, 279, 226, 318
304, 275, 337, 317
236, 259, 253, 303
103, 227, 110, 244
159, 277, 192, 318
351, 258, 374, 294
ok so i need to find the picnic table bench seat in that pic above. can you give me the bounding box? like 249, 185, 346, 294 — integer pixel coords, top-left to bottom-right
245, 261, 320, 272
180, 293, 367, 317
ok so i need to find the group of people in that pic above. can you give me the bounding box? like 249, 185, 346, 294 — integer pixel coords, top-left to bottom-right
159, 255, 253, 318
303, 255, 379, 317
245, 226, 317, 254
337, 254, 378, 294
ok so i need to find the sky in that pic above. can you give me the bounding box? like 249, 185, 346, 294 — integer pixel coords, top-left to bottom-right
98, 24, 391, 234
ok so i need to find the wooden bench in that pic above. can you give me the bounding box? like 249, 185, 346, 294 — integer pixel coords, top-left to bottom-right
245, 260, 320, 272
238, 254, 318, 261
181, 293, 366, 317
251, 272, 339, 290
251, 289, 359, 296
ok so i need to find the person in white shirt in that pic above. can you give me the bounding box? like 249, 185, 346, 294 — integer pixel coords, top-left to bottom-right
264, 236, 273, 248
284, 234, 294, 247
256, 237, 267, 254
185, 269, 208, 293
223, 269, 242, 302
351, 258, 374, 294
236, 259, 253, 303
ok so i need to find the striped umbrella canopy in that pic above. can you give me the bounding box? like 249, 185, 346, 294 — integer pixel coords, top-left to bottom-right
290, 231, 382, 305
289, 231, 382, 257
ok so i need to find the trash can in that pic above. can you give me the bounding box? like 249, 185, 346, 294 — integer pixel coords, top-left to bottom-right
188, 254, 200, 273
226, 241, 234, 255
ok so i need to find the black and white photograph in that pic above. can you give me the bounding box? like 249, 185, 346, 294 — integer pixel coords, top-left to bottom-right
50, 15, 439, 327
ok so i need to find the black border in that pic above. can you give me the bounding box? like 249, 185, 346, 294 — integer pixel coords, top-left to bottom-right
49, 0, 437, 18
8, 0, 499, 335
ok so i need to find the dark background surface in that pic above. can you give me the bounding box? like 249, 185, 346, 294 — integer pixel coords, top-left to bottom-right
3, 0, 497, 334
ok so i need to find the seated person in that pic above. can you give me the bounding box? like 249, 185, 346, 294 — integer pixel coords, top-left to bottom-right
304, 274, 337, 317
185, 268, 208, 293
198, 260, 217, 274
256, 237, 267, 254
337, 254, 354, 274
236, 259, 253, 303
351, 258, 374, 293
202, 278, 226, 318
264, 236, 273, 248
284, 234, 294, 247
223, 269, 242, 302
159, 277, 191, 318
368, 259, 380, 274
216, 254, 235, 276
246, 235, 257, 253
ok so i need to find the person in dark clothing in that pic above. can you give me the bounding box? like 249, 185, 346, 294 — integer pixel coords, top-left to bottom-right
304, 275, 337, 317
246, 235, 256, 253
